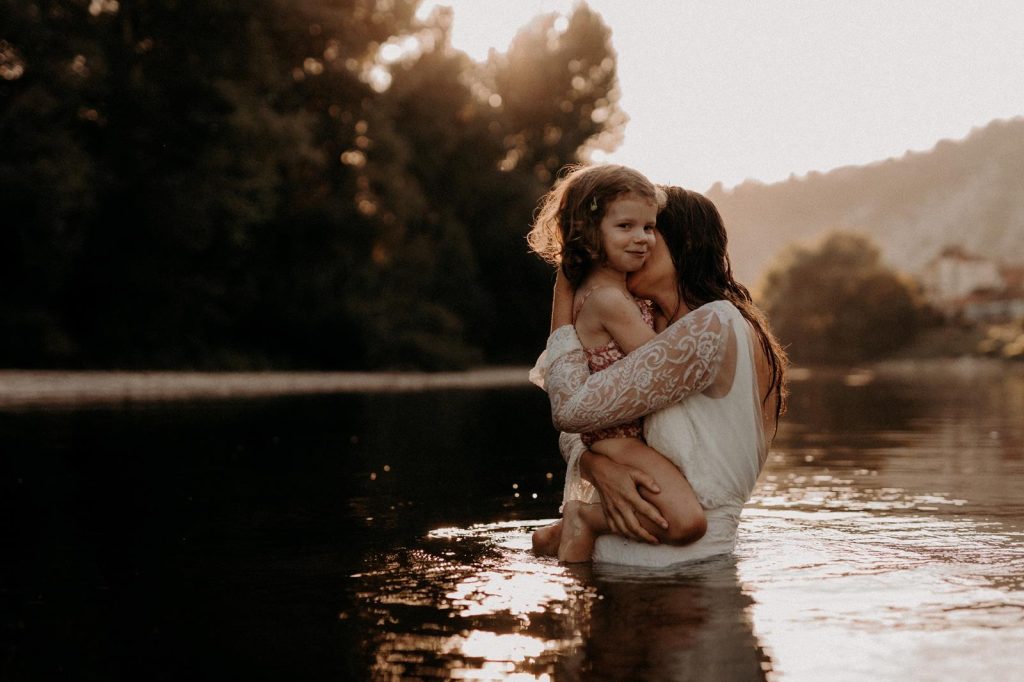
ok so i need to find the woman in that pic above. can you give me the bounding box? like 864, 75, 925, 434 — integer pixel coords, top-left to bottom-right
537, 186, 787, 566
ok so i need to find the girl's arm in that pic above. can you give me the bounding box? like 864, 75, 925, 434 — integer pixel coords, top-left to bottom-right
583, 288, 656, 353
545, 302, 732, 433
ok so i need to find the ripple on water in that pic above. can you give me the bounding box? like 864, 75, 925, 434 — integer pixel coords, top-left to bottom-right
350, 520, 596, 680
350, 507, 1024, 681
733, 507, 1024, 680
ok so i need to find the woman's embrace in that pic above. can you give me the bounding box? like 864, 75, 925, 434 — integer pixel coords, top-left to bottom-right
531, 170, 788, 567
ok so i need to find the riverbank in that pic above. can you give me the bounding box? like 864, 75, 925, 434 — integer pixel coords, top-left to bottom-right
889, 322, 1024, 361
5, 356, 1024, 409
790, 355, 1024, 377
0, 368, 533, 408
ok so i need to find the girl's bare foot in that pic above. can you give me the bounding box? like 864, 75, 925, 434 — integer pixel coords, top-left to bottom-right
531, 522, 561, 556
558, 501, 597, 563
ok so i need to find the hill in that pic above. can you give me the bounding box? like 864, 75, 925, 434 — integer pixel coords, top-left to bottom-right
707, 117, 1024, 284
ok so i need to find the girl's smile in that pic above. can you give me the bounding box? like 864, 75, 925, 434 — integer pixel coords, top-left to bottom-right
599, 194, 658, 274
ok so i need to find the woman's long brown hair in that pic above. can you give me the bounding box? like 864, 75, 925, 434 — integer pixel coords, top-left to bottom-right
656, 186, 788, 428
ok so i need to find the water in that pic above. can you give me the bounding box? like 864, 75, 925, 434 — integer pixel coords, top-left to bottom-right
2, 362, 1022, 680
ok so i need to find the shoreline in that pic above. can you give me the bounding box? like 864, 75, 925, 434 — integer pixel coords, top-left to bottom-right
2, 357, 1020, 409
792, 355, 1022, 377
0, 368, 533, 408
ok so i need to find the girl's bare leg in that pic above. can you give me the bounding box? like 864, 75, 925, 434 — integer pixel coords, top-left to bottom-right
593, 438, 706, 545
558, 501, 607, 562
548, 438, 706, 562
531, 521, 562, 556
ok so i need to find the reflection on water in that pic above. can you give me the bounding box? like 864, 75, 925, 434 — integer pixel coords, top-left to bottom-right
354, 522, 591, 680
2, 362, 1023, 679
350, 509, 1022, 679
353, 521, 769, 680
347, 363, 1024, 680
732, 365, 1024, 679
736, 509, 1024, 679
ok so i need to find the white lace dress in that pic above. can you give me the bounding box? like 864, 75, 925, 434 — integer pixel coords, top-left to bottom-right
532, 300, 768, 567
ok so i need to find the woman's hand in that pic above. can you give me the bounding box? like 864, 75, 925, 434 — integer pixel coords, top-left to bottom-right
582, 450, 668, 544
550, 267, 574, 332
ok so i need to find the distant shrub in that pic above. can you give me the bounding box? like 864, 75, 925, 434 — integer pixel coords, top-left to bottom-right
979, 321, 1024, 361
758, 232, 930, 364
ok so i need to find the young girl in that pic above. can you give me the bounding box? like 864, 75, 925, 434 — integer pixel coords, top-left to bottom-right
527, 165, 705, 562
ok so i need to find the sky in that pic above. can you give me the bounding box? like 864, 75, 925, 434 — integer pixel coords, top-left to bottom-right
419, 0, 1024, 191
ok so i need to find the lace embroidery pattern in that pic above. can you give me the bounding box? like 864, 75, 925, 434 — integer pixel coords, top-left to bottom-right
547, 301, 731, 433
547, 325, 583, 364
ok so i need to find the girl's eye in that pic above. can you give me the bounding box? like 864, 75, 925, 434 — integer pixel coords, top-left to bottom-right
644, 225, 655, 232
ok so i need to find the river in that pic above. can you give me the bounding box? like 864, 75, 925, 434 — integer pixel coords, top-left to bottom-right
2, 361, 1022, 680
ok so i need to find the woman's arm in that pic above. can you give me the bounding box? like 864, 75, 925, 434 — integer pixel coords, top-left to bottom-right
546, 303, 731, 433
582, 450, 672, 543
559, 432, 668, 543
551, 268, 574, 332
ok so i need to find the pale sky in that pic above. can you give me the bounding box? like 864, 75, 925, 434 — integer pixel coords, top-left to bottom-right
419, 0, 1024, 191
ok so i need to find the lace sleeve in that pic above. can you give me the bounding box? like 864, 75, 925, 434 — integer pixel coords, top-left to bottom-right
547, 301, 731, 433
528, 326, 584, 391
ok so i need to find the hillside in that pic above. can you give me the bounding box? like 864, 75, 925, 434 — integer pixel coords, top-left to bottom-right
707, 117, 1024, 283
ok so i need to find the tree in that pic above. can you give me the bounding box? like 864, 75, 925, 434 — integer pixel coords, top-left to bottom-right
0, 1, 625, 369
2, 0, 378, 367
759, 232, 928, 364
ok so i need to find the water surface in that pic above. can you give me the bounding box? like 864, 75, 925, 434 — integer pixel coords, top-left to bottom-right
2, 362, 1022, 680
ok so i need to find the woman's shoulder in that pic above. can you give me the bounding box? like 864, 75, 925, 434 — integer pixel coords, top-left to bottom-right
654, 300, 735, 349
662, 300, 744, 349
697, 299, 738, 314
685, 299, 739, 324
696, 300, 753, 343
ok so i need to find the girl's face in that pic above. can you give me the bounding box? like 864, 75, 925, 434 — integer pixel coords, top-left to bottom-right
627, 227, 677, 300
598, 194, 657, 274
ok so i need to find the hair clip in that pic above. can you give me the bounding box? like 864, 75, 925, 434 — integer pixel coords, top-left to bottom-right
589, 197, 598, 212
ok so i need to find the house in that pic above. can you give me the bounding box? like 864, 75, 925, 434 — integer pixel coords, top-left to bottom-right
920, 246, 1024, 322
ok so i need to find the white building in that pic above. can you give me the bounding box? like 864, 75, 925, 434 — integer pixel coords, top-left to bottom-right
920, 247, 1024, 322
920, 246, 1003, 306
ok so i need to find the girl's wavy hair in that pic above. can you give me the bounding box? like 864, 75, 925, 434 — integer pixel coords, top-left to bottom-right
528, 164, 664, 287
657, 186, 789, 425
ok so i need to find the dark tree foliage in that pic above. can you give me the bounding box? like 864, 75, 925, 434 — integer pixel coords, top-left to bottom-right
0, 1, 623, 369
759, 232, 929, 364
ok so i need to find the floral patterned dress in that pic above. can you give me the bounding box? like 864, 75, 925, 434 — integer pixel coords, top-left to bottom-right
577, 294, 655, 447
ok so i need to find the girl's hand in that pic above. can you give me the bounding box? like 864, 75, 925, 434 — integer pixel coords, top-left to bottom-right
551, 267, 574, 332
582, 451, 666, 544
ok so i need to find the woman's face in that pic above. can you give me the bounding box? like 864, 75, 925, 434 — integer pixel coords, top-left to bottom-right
626, 227, 677, 300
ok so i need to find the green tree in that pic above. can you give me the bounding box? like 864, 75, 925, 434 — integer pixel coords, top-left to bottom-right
2, 0, 373, 367
759, 232, 928, 364
0, 1, 624, 370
